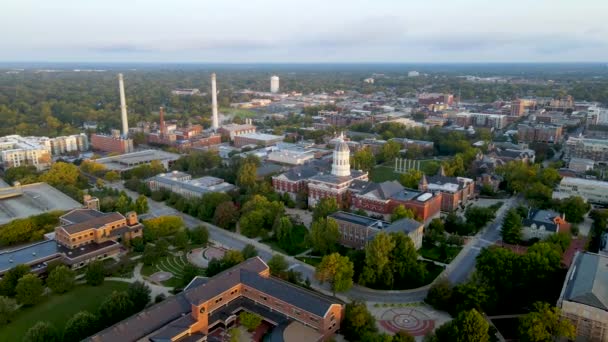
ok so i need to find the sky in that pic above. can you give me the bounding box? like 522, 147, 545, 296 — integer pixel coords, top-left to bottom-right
2, 0, 607, 63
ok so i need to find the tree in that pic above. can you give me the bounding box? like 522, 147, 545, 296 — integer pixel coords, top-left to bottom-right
519, 302, 575, 342
188, 225, 209, 245
172, 230, 189, 250
267, 254, 289, 277
39, 162, 80, 187
380, 140, 402, 163
46, 265, 76, 294
501, 209, 523, 244
213, 201, 239, 230
425, 218, 446, 244
399, 169, 423, 189
0, 296, 17, 325
236, 161, 257, 190
312, 197, 339, 221
85, 261, 105, 286
241, 244, 258, 259
239, 311, 262, 331
309, 218, 340, 255
436, 309, 489, 342
391, 205, 416, 222
464, 206, 495, 230
223, 250, 245, 267
142, 216, 184, 241
15, 274, 44, 306
0, 264, 30, 297
359, 232, 395, 287
98, 291, 135, 327
22, 321, 59, 342
115, 194, 132, 214
127, 281, 151, 311
425, 278, 453, 312
352, 147, 376, 172
197, 192, 232, 220
63, 311, 99, 342
315, 253, 354, 295
342, 301, 378, 341
134, 195, 149, 214
393, 331, 416, 342
104, 171, 120, 182
181, 264, 203, 287
553, 196, 590, 224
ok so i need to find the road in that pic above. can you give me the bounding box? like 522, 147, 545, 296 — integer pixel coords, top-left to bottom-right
107, 181, 520, 303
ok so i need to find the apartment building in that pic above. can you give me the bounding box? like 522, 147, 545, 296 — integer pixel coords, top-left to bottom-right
455, 112, 507, 129
0, 135, 52, 170
553, 177, 608, 205
517, 123, 563, 143
565, 137, 608, 162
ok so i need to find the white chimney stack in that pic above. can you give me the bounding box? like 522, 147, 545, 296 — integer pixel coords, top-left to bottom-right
211, 73, 219, 130
118, 73, 129, 136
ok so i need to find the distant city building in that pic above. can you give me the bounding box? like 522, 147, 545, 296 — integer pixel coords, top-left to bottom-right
270, 75, 280, 93
91, 131, 134, 154
43, 133, 89, 155
267, 148, 315, 166
408, 71, 420, 77
234, 132, 284, 148
558, 252, 608, 341
329, 211, 424, 249
554, 177, 608, 205
147, 171, 235, 199
510, 99, 536, 117
568, 158, 595, 173
0, 135, 52, 170
565, 137, 608, 162
363, 78, 375, 84
418, 93, 454, 106
171, 88, 201, 96
218, 121, 257, 141
517, 123, 563, 143
545, 95, 574, 112
455, 112, 507, 129
588, 106, 608, 125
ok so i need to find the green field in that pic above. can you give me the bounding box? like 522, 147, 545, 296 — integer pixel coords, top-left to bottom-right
0, 281, 129, 340
370, 166, 401, 182
141, 254, 189, 288
295, 256, 322, 267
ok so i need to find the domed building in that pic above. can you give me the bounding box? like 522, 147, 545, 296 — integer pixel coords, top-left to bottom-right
306, 133, 368, 207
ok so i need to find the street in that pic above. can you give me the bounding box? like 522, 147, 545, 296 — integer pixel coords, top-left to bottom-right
107, 181, 520, 303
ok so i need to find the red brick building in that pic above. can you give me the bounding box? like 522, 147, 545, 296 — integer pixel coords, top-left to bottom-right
517, 123, 563, 143
419, 172, 475, 212
90, 133, 134, 154
89, 257, 344, 342
351, 181, 442, 222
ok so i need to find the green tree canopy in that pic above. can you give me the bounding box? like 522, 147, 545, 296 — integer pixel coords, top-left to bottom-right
309, 218, 340, 255
352, 147, 376, 172
23, 321, 60, 342
315, 253, 355, 295
98, 291, 135, 327
0, 264, 30, 296
85, 260, 105, 286
0, 296, 17, 326
15, 274, 44, 306
63, 311, 99, 342
501, 209, 523, 244
46, 265, 76, 294
342, 301, 378, 341
239, 311, 262, 331
312, 197, 339, 221
267, 254, 289, 277
518, 302, 575, 342
391, 205, 416, 222
399, 169, 423, 189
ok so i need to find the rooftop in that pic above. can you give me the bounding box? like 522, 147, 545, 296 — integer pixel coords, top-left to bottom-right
94, 150, 181, 171
0, 182, 82, 225
0, 240, 60, 274
384, 218, 423, 234
329, 211, 388, 228
563, 252, 608, 311
236, 132, 284, 141
61, 211, 126, 234
560, 177, 608, 187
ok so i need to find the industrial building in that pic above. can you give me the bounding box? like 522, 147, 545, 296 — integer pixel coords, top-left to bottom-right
0, 182, 82, 225
147, 171, 236, 198
234, 132, 284, 148
218, 121, 257, 141
93, 150, 181, 172
90, 131, 134, 154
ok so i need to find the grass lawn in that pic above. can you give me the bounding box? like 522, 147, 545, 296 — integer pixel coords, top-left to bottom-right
370, 166, 401, 182
296, 256, 322, 267
0, 281, 129, 340
419, 243, 463, 264
141, 254, 191, 288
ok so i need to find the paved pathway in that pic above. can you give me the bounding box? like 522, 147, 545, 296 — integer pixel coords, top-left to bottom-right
107, 181, 522, 304
106, 263, 172, 298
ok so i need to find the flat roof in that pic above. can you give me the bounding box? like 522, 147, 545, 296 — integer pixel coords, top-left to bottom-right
95, 150, 181, 171
0, 183, 82, 225
236, 132, 284, 141
560, 177, 608, 187
329, 211, 388, 228
0, 240, 60, 274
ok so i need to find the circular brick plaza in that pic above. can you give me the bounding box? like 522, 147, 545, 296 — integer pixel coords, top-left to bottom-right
379, 308, 435, 336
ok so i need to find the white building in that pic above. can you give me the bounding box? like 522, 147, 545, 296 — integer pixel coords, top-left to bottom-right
408, 71, 420, 77
553, 177, 608, 205
568, 158, 595, 173
588, 106, 608, 125
0, 135, 53, 171
267, 148, 315, 166
44, 134, 89, 155
270, 75, 280, 93
147, 171, 235, 199
363, 78, 375, 84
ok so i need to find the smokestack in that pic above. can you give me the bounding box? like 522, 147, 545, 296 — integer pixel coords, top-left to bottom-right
159, 106, 166, 135
211, 73, 219, 130
118, 73, 129, 136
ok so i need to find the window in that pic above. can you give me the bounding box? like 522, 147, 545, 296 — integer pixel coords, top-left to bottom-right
261, 295, 267, 301
293, 309, 301, 316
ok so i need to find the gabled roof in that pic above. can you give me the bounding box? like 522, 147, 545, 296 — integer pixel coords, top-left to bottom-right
385, 218, 423, 234
62, 212, 126, 234
60, 208, 106, 224
564, 252, 608, 311
358, 181, 404, 200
